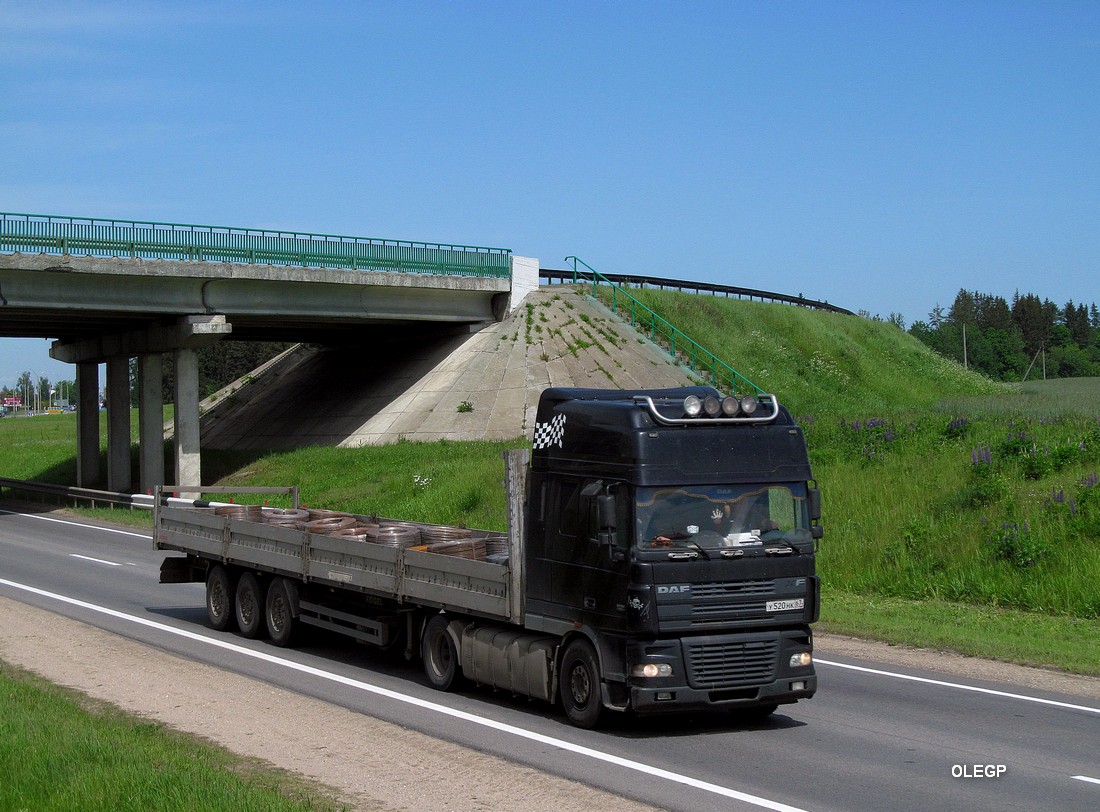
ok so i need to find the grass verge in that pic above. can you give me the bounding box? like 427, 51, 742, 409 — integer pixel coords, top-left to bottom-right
820, 592, 1100, 676
0, 663, 347, 812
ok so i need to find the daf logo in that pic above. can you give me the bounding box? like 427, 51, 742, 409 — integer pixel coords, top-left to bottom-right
657, 585, 691, 594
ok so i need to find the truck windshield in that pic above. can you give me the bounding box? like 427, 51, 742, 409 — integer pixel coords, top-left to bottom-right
636, 484, 810, 550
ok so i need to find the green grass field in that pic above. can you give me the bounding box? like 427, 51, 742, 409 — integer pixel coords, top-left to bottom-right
0, 666, 345, 812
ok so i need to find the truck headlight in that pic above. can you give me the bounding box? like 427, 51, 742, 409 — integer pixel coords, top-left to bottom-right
789, 652, 812, 668
631, 663, 673, 678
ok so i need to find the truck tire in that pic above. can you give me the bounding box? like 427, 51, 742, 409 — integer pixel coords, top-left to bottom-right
206, 564, 238, 632
234, 571, 265, 639
264, 577, 299, 647
421, 614, 463, 691
560, 639, 603, 729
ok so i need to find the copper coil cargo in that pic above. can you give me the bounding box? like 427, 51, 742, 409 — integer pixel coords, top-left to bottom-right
364, 524, 423, 548
305, 516, 357, 533
331, 523, 381, 541
262, 508, 309, 522
420, 525, 472, 544
425, 539, 487, 561
306, 508, 354, 521
214, 504, 263, 521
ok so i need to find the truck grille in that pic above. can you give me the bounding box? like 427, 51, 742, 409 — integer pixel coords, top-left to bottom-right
685, 639, 779, 689
690, 580, 775, 598
656, 579, 786, 630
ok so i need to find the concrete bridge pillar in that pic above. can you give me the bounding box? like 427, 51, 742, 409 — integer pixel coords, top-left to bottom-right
106, 357, 131, 492
173, 347, 201, 496
75, 362, 101, 488
138, 354, 165, 493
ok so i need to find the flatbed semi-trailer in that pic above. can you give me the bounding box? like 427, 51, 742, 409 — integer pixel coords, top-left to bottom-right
156, 386, 822, 728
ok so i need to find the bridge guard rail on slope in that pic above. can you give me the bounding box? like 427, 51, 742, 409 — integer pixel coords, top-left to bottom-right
564, 256, 763, 395
0, 212, 512, 278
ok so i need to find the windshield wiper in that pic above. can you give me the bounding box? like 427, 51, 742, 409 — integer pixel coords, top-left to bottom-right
665, 539, 711, 560
685, 539, 712, 560
763, 537, 802, 556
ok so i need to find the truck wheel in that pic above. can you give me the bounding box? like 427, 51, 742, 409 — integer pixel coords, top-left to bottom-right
422, 614, 463, 691
560, 639, 603, 729
265, 577, 298, 647
206, 565, 237, 632
234, 571, 265, 639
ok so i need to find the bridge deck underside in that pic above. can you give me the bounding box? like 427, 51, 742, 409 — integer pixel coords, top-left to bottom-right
0, 254, 509, 345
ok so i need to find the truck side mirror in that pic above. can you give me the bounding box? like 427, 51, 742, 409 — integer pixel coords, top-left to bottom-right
807, 488, 821, 522
597, 494, 616, 530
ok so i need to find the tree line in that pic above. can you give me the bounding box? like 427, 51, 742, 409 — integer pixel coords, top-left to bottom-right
0, 373, 73, 412
905, 290, 1100, 381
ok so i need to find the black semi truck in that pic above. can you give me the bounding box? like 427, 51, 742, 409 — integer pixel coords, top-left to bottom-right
156, 386, 822, 728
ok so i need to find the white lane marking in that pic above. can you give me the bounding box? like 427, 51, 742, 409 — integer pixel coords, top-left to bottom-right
816, 658, 1100, 715
1073, 775, 1100, 785
69, 554, 121, 567
0, 509, 150, 539
0, 577, 808, 812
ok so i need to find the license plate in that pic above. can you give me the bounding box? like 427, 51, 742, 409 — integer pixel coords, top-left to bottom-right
766, 598, 804, 612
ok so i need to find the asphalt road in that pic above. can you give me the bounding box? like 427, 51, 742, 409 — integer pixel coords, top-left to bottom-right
1, 505, 1098, 812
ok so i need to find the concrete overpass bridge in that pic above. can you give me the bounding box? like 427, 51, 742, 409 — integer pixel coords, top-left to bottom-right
0, 212, 538, 494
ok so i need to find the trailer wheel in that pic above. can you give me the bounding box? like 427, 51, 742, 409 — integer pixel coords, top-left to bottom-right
422, 614, 462, 691
234, 571, 265, 639
206, 565, 238, 632
560, 639, 603, 729
265, 577, 299, 647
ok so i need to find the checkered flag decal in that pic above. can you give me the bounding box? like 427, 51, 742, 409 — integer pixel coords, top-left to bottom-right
532, 414, 566, 450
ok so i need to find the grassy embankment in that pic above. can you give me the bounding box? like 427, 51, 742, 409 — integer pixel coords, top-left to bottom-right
607, 288, 1100, 673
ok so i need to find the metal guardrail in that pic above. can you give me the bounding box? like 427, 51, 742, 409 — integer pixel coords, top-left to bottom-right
540, 267, 853, 316
0, 477, 297, 511
564, 256, 764, 395
0, 212, 512, 278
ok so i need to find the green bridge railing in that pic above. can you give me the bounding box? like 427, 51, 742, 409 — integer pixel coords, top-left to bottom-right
0, 212, 512, 278
565, 256, 763, 395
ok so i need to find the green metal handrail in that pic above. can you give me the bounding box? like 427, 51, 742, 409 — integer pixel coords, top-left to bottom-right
565, 256, 762, 394
0, 212, 512, 278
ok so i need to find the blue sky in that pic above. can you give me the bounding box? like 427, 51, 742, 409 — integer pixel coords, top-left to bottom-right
2, 0, 1097, 391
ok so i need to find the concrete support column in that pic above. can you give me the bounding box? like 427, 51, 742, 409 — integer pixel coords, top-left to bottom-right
75, 362, 101, 488
508, 255, 540, 313
106, 357, 132, 493
138, 354, 165, 493
173, 347, 201, 495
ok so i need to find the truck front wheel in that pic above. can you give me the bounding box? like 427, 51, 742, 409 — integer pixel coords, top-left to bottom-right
206, 565, 237, 632
560, 639, 603, 729
422, 614, 462, 691
234, 571, 265, 639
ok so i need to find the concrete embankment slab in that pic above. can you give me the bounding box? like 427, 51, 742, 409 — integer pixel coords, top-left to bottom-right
199, 286, 696, 448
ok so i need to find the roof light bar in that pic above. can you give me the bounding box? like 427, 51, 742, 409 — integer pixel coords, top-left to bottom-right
640, 393, 781, 425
